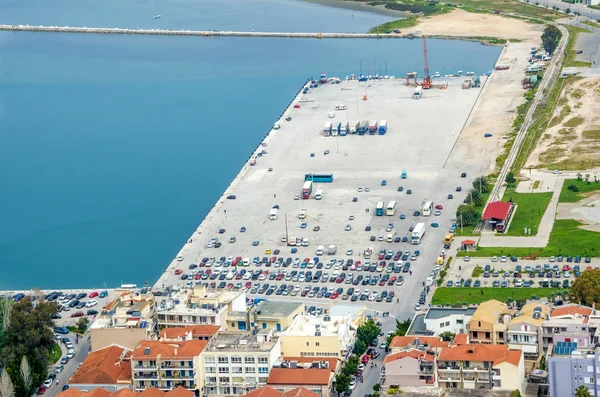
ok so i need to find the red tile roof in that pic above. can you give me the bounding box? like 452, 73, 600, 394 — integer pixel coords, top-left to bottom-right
174, 340, 208, 358
110, 390, 137, 397
70, 345, 132, 385
390, 336, 448, 349
159, 325, 221, 340
283, 357, 339, 372
132, 340, 207, 359
281, 387, 320, 397
551, 304, 593, 318
57, 390, 85, 397
137, 388, 166, 397
267, 368, 332, 386
439, 344, 522, 367
453, 334, 468, 345
164, 387, 194, 397
85, 390, 111, 397
481, 201, 512, 221
383, 349, 435, 364
243, 387, 282, 397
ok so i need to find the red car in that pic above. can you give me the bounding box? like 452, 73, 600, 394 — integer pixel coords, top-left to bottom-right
88, 292, 99, 298
435, 204, 443, 210
361, 354, 369, 364
37, 386, 47, 395
226, 283, 234, 290
245, 282, 252, 288
194, 274, 201, 280
175, 269, 183, 275
378, 253, 385, 260
329, 293, 338, 299
294, 104, 301, 108
71, 311, 84, 318
562, 265, 571, 271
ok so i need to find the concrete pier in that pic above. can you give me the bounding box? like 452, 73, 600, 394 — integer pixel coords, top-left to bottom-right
0, 24, 406, 39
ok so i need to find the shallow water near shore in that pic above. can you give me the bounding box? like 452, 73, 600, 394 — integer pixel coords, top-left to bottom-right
0, 1, 501, 290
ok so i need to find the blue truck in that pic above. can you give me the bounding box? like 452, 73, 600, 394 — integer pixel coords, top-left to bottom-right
379, 120, 388, 135
358, 120, 368, 135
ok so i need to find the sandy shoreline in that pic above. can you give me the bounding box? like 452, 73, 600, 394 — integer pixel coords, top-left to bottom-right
300, 0, 409, 18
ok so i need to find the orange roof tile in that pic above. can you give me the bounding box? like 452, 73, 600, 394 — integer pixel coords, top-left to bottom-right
86, 389, 111, 397
453, 334, 468, 345
281, 387, 320, 397
160, 325, 220, 340
243, 387, 283, 397
137, 388, 165, 397
283, 357, 339, 372
110, 389, 138, 397
70, 346, 132, 385
132, 341, 178, 359
175, 340, 208, 358
383, 349, 435, 364
551, 304, 593, 318
389, 336, 448, 349
438, 344, 522, 367
56, 389, 85, 397
267, 368, 332, 386
164, 387, 194, 397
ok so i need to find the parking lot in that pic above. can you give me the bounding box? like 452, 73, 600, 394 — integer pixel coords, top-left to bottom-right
154, 77, 489, 324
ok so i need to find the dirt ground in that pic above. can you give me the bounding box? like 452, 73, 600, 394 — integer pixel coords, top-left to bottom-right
413, 9, 543, 41
527, 78, 600, 170
556, 193, 600, 232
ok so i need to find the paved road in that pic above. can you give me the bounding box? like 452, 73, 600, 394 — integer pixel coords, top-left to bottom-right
44, 333, 91, 397
520, 0, 599, 22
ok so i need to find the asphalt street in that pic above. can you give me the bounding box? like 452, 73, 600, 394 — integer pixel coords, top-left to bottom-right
45, 334, 91, 397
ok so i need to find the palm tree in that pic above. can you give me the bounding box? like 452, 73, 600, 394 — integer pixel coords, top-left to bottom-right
465, 189, 484, 207
472, 176, 490, 193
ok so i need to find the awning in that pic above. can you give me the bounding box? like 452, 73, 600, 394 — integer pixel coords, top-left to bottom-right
461, 240, 476, 245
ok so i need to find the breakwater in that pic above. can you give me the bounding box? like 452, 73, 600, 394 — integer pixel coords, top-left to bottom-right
0, 24, 406, 38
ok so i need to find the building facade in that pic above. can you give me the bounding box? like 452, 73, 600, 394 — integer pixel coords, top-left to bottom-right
548, 348, 600, 397
382, 349, 437, 387
466, 300, 514, 345
507, 302, 549, 359
422, 308, 476, 336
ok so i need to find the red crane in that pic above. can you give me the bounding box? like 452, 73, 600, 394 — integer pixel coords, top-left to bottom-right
422, 36, 432, 89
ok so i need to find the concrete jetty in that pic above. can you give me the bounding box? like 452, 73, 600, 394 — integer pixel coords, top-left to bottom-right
0, 24, 407, 39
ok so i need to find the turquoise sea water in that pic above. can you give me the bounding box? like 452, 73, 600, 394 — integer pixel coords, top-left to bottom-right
0, 1, 502, 289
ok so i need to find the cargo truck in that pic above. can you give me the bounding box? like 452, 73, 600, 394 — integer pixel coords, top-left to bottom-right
339, 122, 348, 136
315, 189, 323, 200
368, 120, 378, 135
327, 245, 337, 255
323, 122, 332, 136
378, 120, 388, 135
411, 222, 425, 244
359, 120, 369, 135
332, 122, 341, 137
349, 121, 360, 134
302, 181, 313, 199
270, 208, 278, 220
386, 230, 396, 242
413, 86, 422, 99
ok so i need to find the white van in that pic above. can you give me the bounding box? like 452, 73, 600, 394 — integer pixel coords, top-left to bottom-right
273, 121, 281, 130
315, 189, 323, 200
316, 245, 325, 256
335, 104, 347, 110
270, 208, 278, 220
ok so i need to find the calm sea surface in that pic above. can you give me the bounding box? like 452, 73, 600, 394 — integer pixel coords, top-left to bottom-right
0, 0, 502, 289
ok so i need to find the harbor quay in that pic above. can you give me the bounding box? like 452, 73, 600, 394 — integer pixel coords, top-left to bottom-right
154, 76, 492, 318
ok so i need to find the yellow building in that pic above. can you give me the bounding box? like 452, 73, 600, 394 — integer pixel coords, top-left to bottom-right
278, 314, 356, 359
466, 300, 514, 345
227, 301, 304, 333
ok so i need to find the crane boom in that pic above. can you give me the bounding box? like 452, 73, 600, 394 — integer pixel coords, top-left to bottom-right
422, 36, 432, 89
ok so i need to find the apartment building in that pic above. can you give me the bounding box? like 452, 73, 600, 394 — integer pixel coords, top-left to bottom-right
507, 302, 550, 358
389, 336, 448, 354
541, 304, 600, 350
382, 349, 437, 387
131, 340, 209, 393
243, 386, 320, 397
159, 325, 221, 342
227, 301, 304, 332
201, 330, 281, 396
267, 366, 334, 397
548, 346, 600, 397
89, 291, 155, 352
57, 386, 193, 397
278, 314, 356, 359
437, 344, 525, 394
155, 286, 246, 330
69, 345, 132, 391
422, 307, 477, 335
466, 300, 514, 345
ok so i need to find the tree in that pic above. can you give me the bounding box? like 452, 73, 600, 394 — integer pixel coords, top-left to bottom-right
575, 385, 593, 397
76, 317, 89, 334
334, 373, 351, 396
342, 356, 359, 377
0, 370, 14, 397
472, 176, 490, 193
353, 339, 366, 356
439, 331, 456, 342
465, 189, 484, 207
0, 297, 58, 396
456, 205, 479, 226
0, 299, 12, 347
566, 7, 571, 13
19, 357, 32, 397
542, 25, 562, 54
505, 171, 517, 187
569, 269, 600, 307
386, 318, 412, 346
373, 383, 381, 392
568, 184, 580, 192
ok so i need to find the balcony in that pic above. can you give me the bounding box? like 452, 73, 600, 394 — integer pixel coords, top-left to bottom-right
133, 365, 157, 370
134, 373, 158, 379
438, 364, 461, 371
419, 367, 435, 374
161, 363, 193, 369
463, 366, 489, 372
161, 372, 194, 380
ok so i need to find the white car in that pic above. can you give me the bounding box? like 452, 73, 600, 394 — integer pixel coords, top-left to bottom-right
85, 299, 97, 308
491, 256, 498, 262
345, 224, 352, 231
348, 215, 355, 220
349, 381, 357, 391
463, 256, 470, 262
357, 187, 363, 192
43, 379, 53, 388
365, 187, 370, 192
294, 194, 300, 200
346, 249, 353, 255
67, 350, 75, 359
176, 254, 184, 261
553, 170, 562, 174
435, 210, 441, 216
414, 303, 421, 311
500, 255, 507, 262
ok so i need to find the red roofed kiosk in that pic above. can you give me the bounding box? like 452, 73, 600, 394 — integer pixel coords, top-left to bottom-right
481, 201, 514, 233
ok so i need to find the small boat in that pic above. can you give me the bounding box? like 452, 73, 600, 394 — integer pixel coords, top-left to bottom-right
154, 14, 162, 19
495, 64, 510, 70
434, 72, 440, 78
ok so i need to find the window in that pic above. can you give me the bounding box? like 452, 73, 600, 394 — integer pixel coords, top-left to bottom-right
258, 357, 268, 364
232, 367, 242, 374
245, 367, 256, 373
221, 387, 231, 395
206, 377, 217, 384
246, 377, 257, 383
232, 357, 242, 364
258, 367, 269, 374
205, 367, 216, 374
218, 366, 229, 374
219, 377, 230, 383
218, 357, 229, 364
259, 377, 269, 384
316, 342, 320, 347
306, 342, 310, 346
245, 357, 255, 364
440, 323, 445, 328
445, 321, 450, 326
588, 366, 594, 373
457, 319, 464, 324
512, 335, 519, 342
205, 356, 216, 364
585, 377, 595, 385
523, 335, 530, 342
